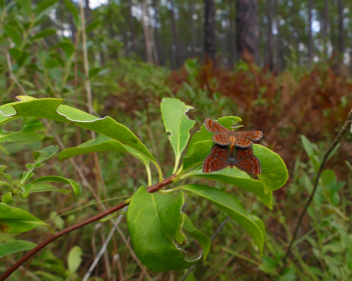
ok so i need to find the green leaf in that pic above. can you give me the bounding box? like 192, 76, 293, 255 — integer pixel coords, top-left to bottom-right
0, 165, 8, 173
67, 246, 82, 274
31, 185, 72, 194
0, 102, 17, 120
89, 67, 102, 79
34, 145, 58, 163
11, 50, 29, 68
258, 256, 277, 274
345, 161, 352, 172
0, 118, 44, 143
8, 48, 22, 60
180, 184, 265, 254
20, 183, 33, 199
301, 135, 314, 157
86, 19, 101, 33
52, 41, 75, 57
127, 187, 199, 272
161, 98, 195, 173
63, 0, 79, 27
188, 169, 272, 208
0, 240, 37, 258
321, 169, 336, 187
31, 176, 80, 196
183, 140, 214, 171
0, 97, 156, 168
50, 211, 65, 230
254, 145, 289, 192
59, 134, 149, 165
0, 130, 43, 143
16, 0, 32, 16
4, 25, 22, 47
182, 214, 211, 260
31, 28, 56, 40
0, 203, 53, 234
35, 0, 58, 15
21, 183, 71, 198
1, 192, 13, 204
0, 165, 12, 182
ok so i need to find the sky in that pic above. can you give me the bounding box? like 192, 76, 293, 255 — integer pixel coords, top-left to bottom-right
72, 0, 108, 9
89, 0, 108, 9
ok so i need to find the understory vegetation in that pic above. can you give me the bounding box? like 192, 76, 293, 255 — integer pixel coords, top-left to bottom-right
1, 1, 352, 281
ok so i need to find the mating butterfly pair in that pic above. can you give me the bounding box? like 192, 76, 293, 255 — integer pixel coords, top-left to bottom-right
202, 119, 263, 175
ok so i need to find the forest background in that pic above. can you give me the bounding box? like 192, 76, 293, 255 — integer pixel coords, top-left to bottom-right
1, 0, 352, 280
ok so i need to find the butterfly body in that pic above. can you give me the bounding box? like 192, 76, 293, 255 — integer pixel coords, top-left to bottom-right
202, 145, 261, 175
204, 119, 263, 148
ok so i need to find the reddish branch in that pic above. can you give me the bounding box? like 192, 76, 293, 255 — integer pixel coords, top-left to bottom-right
0, 174, 177, 280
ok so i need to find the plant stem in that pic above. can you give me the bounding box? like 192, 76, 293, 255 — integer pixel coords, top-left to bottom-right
145, 163, 152, 186
280, 108, 352, 272
180, 216, 230, 281
0, 174, 177, 281
5, 49, 27, 96
79, 0, 93, 116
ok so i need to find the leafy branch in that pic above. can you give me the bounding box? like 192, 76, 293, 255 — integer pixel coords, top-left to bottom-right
280, 108, 352, 272
0, 174, 177, 281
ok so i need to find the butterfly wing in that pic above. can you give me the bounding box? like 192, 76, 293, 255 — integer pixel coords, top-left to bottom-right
233, 135, 252, 148
236, 130, 263, 141
202, 145, 229, 173
204, 119, 229, 133
234, 147, 261, 174
212, 131, 231, 146
235, 147, 254, 161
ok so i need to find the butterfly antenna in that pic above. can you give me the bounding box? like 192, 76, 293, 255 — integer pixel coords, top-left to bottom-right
231, 122, 244, 130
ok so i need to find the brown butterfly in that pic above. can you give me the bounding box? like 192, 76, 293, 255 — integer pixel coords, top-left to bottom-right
203, 145, 261, 174
204, 119, 263, 148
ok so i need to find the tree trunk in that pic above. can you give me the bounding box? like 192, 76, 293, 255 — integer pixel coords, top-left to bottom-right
69, 11, 76, 43
128, 0, 135, 52
84, 0, 91, 24
204, 0, 216, 63
227, 0, 235, 67
142, 0, 153, 63
266, 0, 274, 71
322, 0, 328, 59
190, 0, 196, 57
236, 0, 259, 62
107, 0, 117, 59
338, 0, 344, 55
152, 0, 160, 65
169, 0, 181, 68
308, 0, 313, 66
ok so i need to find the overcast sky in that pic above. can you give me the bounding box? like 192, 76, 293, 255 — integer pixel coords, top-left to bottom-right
73, 0, 108, 9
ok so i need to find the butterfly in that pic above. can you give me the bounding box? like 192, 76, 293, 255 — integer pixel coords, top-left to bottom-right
202, 144, 261, 174
204, 119, 263, 148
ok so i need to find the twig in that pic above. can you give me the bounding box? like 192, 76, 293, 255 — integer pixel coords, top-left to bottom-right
180, 216, 230, 281
0, 174, 177, 281
79, 0, 108, 200
44, 120, 152, 279
5, 49, 27, 96
82, 206, 128, 281
43, 119, 102, 204
280, 108, 352, 272
79, 0, 93, 116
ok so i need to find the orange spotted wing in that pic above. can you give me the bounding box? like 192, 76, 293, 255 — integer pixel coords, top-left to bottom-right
202, 145, 261, 174
204, 119, 263, 148
234, 147, 261, 174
